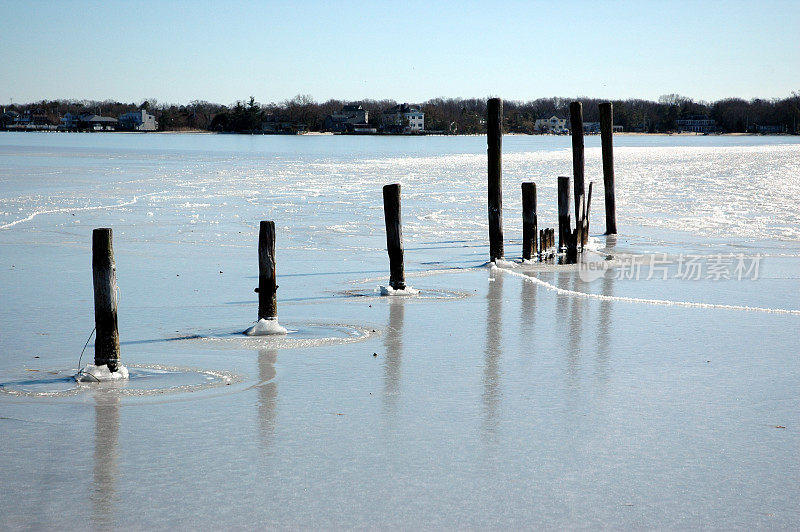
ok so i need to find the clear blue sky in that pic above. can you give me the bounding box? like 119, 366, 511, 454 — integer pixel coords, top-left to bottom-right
1, 0, 798, 105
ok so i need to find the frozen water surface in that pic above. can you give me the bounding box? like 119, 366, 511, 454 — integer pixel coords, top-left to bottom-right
1, 132, 799, 529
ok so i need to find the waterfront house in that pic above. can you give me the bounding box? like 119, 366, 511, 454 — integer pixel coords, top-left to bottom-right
583, 121, 600, 133
118, 109, 158, 131
61, 113, 118, 131
60, 112, 80, 129
752, 124, 784, 134
324, 104, 369, 132
676, 116, 716, 133
534, 116, 568, 134
382, 104, 424, 133
3, 109, 53, 129
1, 110, 21, 129
261, 114, 307, 134
346, 123, 377, 134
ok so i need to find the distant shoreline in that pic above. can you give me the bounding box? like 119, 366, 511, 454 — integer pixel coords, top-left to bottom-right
0, 129, 796, 137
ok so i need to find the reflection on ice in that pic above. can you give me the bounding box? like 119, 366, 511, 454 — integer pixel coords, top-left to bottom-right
92, 392, 119, 529
596, 270, 614, 382
483, 271, 502, 438
257, 349, 278, 450
382, 297, 405, 423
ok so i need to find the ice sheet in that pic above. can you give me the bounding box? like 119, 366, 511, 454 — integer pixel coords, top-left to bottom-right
0, 133, 798, 529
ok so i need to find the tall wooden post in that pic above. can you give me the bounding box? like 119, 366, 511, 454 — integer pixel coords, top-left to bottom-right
92, 228, 120, 371
258, 221, 277, 320
521, 182, 537, 260
570, 101, 586, 243
557, 176, 571, 251
487, 97, 504, 262
383, 183, 406, 290
599, 102, 618, 234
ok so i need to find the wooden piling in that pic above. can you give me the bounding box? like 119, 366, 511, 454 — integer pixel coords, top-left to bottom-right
576, 192, 585, 249
565, 229, 578, 264
258, 221, 278, 320
521, 182, 537, 260
541, 229, 546, 253
487, 97, 504, 262
599, 102, 617, 234
570, 102, 586, 240
92, 228, 120, 371
383, 183, 406, 290
585, 181, 593, 248
557, 176, 571, 251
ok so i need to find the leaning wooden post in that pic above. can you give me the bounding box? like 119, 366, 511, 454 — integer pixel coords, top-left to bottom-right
258, 221, 278, 320
599, 102, 618, 234
383, 183, 406, 290
557, 176, 571, 251
584, 182, 594, 251
570, 101, 587, 244
576, 192, 585, 250
521, 182, 537, 260
92, 228, 120, 371
487, 97, 504, 262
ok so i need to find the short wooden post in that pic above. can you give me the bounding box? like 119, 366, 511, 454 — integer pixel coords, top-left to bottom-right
570, 102, 586, 241
258, 221, 278, 320
521, 182, 537, 260
383, 183, 406, 290
557, 176, 571, 251
541, 229, 546, 253
92, 228, 120, 371
487, 97, 504, 262
599, 102, 617, 234
565, 229, 578, 264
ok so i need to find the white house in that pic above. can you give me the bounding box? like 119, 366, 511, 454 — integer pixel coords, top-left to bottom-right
118, 109, 158, 131
382, 103, 424, 132
534, 116, 568, 134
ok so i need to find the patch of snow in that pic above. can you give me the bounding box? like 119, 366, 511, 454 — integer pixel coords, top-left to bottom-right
76, 364, 129, 382
379, 285, 420, 296
244, 318, 288, 336
484, 258, 517, 269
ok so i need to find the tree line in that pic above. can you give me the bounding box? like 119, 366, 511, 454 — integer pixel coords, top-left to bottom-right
3, 92, 799, 134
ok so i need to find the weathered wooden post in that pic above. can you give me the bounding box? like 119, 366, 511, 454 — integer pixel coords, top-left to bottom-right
584, 181, 594, 250
557, 176, 571, 251
487, 97, 504, 262
383, 183, 406, 290
541, 229, 546, 253
570, 101, 587, 243
575, 192, 585, 250
521, 182, 537, 260
258, 221, 278, 320
599, 102, 618, 234
92, 228, 120, 371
